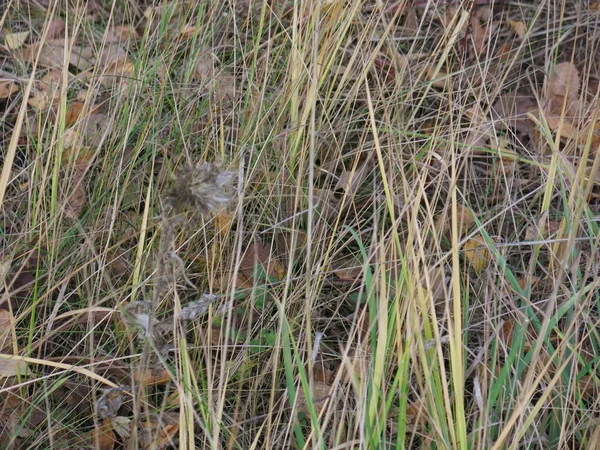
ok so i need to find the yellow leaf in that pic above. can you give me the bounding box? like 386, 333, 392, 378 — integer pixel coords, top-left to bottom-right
463, 237, 491, 271
5, 31, 29, 49
437, 203, 477, 237
214, 211, 234, 237
509, 20, 527, 38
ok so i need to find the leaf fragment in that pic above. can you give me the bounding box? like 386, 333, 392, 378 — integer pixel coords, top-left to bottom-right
0, 80, 18, 99
0, 310, 29, 379
463, 237, 491, 271
5, 31, 29, 49
239, 240, 285, 282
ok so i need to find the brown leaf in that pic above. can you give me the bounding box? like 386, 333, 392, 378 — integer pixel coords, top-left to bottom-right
491, 93, 538, 134
548, 62, 580, 100
0, 81, 18, 99
427, 66, 449, 89
437, 203, 477, 237
498, 319, 515, 347
405, 399, 427, 427
65, 102, 103, 127
213, 271, 253, 292
331, 255, 363, 281
0, 310, 29, 379
470, 12, 488, 57
21, 39, 94, 70
133, 366, 171, 386
509, 20, 527, 38
97, 387, 131, 419
106, 25, 140, 43
176, 24, 201, 40
76, 418, 116, 450
578, 374, 599, 400
98, 56, 135, 87
296, 381, 330, 416
27, 69, 63, 110
139, 413, 179, 450
239, 240, 285, 282
334, 160, 373, 201
463, 237, 491, 271
94, 418, 116, 450
64, 147, 95, 219
46, 18, 66, 39
2, 247, 41, 311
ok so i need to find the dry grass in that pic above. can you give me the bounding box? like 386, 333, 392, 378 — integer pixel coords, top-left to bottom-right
1, 0, 600, 448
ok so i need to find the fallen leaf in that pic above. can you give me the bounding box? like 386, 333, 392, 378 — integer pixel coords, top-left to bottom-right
98, 56, 135, 87
65, 102, 103, 127
578, 374, 599, 400
427, 66, 449, 89
111, 416, 131, 439
97, 387, 131, 419
46, 18, 66, 39
139, 412, 179, 450
76, 418, 116, 450
64, 147, 95, 219
94, 418, 116, 450
0, 310, 12, 349
498, 319, 515, 347
541, 63, 599, 144
213, 210, 234, 237
296, 380, 331, 416
2, 247, 42, 311
548, 62, 580, 99
213, 271, 253, 292
470, 11, 488, 57
331, 255, 363, 281
491, 92, 538, 134
517, 276, 540, 291
0, 81, 18, 98
21, 39, 94, 70
509, 20, 527, 38
405, 399, 428, 427
5, 31, 29, 49
0, 310, 29, 378
239, 240, 285, 282
437, 203, 477, 237
0, 254, 13, 289
463, 237, 491, 271
133, 366, 171, 386
177, 24, 201, 40
27, 69, 63, 110
106, 25, 140, 43
334, 160, 373, 201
